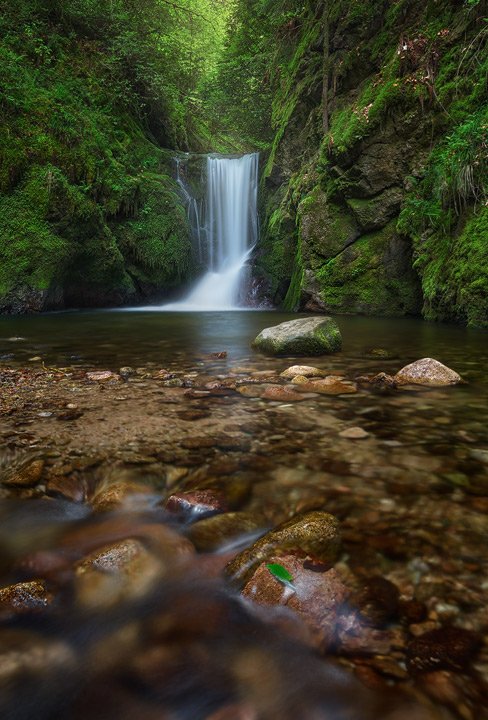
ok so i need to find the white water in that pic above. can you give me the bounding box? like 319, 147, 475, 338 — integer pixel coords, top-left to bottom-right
162, 153, 259, 311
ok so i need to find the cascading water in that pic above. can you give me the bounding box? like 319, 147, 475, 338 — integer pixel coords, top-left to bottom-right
163, 153, 259, 311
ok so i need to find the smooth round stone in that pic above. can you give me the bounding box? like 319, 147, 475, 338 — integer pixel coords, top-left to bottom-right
252, 317, 342, 356
394, 358, 463, 387
281, 365, 326, 378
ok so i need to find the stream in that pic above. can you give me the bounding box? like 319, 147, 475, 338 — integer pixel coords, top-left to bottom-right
0, 310, 487, 719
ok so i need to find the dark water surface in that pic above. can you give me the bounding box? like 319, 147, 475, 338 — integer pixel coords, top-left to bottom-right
1, 309, 487, 373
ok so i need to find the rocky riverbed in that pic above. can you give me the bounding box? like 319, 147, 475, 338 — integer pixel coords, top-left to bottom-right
0, 353, 487, 719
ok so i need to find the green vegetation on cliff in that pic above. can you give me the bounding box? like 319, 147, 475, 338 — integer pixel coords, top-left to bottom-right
0, 0, 229, 311
228, 0, 487, 326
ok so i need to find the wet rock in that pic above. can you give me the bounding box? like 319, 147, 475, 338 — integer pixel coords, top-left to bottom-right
181, 436, 216, 450
290, 375, 310, 385
399, 599, 428, 625
252, 317, 342, 356
86, 371, 120, 382
298, 376, 357, 395
0, 580, 53, 616
261, 386, 305, 402
226, 511, 341, 586
91, 482, 156, 513
351, 576, 400, 626
119, 366, 136, 380
57, 409, 84, 421
336, 613, 404, 656
394, 358, 463, 387
75, 539, 164, 608
280, 365, 326, 378
164, 489, 229, 521
188, 512, 263, 552
406, 626, 481, 674
339, 427, 370, 439
357, 372, 397, 390
242, 555, 349, 651
0, 629, 76, 688
1, 458, 45, 487
46, 475, 87, 503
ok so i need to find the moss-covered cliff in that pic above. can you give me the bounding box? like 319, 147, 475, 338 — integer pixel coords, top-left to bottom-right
0, 0, 222, 312
256, 0, 487, 326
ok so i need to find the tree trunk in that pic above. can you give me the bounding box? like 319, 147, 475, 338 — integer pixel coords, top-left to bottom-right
322, 0, 329, 134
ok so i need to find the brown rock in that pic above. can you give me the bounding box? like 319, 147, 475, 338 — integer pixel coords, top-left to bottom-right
337, 611, 404, 656
164, 489, 229, 520
261, 386, 306, 402
75, 539, 163, 608
86, 371, 119, 382
91, 482, 155, 513
399, 599, 428, 625
226, 511, 341, 586
189, 512, 263, 552
406, 626, 482, 674
352, 576, 400, 626
339, 427, 370, 439
298, 376, 357, 395
0, 580, 53, 616
280, 365, 326, 379
242, 555, 348, 651
394, 358, 463, 387
1, 458, 45, 487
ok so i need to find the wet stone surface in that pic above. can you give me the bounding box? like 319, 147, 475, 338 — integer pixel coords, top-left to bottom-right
0, 317, 487, 720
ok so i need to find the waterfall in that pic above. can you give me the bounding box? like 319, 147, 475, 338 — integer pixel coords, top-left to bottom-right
163, 153, 259, 311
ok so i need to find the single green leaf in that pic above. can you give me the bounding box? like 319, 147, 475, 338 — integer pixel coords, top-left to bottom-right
266, 563, 294, 584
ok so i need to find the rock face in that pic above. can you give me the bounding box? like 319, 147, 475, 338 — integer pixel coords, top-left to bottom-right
252, 317, 342, 356
256, 1, 486, 328
226, 511, 341, 586
394, 358, 463, 387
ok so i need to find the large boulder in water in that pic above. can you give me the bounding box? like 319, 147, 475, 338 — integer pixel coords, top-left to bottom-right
252, 317, 342, 356
394, 358, 463, 387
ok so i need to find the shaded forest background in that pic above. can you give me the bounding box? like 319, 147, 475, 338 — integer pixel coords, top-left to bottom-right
0, 0, 486, 325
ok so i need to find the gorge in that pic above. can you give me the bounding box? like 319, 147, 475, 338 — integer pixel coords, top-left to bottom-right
0, 2, 487, 720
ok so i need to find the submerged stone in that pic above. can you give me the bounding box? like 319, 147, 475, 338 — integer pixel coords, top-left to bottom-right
252, 317, 342, 356
394, 358, 462, 387
280, 365, 326, 378
225, 511, 341, 587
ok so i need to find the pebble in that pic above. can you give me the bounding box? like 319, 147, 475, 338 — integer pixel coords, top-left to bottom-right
406, 626, 481, 674
164, 489, 229, 520
261, 386, 305, 402
86, 371, 119, 382
280, 365, 326, 378
0, 581, 53, 616
339, 427, 370, 439
1, 458, 45, 487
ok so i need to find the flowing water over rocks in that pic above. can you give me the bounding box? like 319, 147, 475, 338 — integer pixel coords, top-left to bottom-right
0, 311, 487, 719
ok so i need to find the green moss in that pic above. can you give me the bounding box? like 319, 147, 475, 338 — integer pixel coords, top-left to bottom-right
414, 207, 488, 327
315, 222, 421, 316
113, 174, 193, 287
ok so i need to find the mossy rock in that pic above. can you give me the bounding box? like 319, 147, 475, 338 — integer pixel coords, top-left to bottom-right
315, 222, 422, 316
346, 186, 404, 232
298, 188, 359, 271
252, 316, 342, 356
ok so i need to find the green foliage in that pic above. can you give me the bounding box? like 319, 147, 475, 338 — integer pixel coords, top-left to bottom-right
266, 563, 295, 585
0, 0, 209, 308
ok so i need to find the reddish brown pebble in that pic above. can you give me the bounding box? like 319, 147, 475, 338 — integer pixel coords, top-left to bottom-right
164, 490, 229, 520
